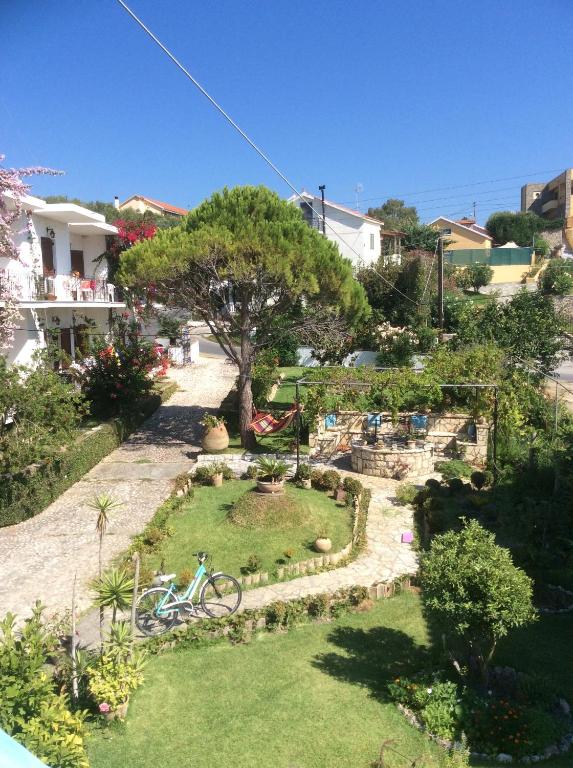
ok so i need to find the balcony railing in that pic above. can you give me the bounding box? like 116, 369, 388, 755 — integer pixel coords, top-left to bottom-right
0, 271, 122, 303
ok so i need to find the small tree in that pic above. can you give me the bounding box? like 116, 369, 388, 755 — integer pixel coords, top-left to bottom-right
421, 520, 536, 684
88, 494, 122, 647
464, 262, 493, 293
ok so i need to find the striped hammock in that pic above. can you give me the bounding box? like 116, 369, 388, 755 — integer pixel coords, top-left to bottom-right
249, 405, 299, 436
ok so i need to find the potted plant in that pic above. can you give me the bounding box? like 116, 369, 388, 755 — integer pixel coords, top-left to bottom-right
295, 463, 312, 489
255, 457, 288, 494
200, 414, 229, 452
206, 461, 227, 487
314, 528, 332, 553
335, 483, 347, 502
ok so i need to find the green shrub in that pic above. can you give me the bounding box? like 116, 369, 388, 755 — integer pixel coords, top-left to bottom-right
294, 462, 312, 481
321, 469, 342, 493
244, 554, 262, 574
447, 477, 465, 494
256, 456, 288, 482
265, 600, 288, 629
251, 350, 279, 407
342, 476, 363, 497
0, 381, 176, 528
470, 470, 487, 490
87, 652, 145, 711
436, 460, 473, 480
310, 469, 325, 489
395, 483, 419, 505
0, 605, 89, 768
306, 593, 330, 617
468, 494, 489, 510
425, 478, 442, 494
245, 464, 259, 479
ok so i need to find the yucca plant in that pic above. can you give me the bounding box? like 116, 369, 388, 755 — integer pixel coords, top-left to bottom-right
255, 457, 288, 482
92, 569, 134, 624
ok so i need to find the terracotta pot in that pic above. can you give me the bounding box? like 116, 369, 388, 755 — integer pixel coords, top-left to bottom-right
211, 472, 223, 487
103, 699, 129, 721
202, 424, 229, 452
335, 486, 347, 502
407, 440, 416, 449
300, 478, 312, 489
314, 537, 332, 553
46, 293, 57, 301
256, 479, 285, 494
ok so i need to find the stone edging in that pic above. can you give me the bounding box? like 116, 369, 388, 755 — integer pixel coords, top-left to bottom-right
538, 584, 573, 615
397, 702, 573, 764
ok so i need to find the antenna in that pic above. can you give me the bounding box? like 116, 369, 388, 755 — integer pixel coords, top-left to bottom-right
354, 183, 364, 211
473, 201, 477, 220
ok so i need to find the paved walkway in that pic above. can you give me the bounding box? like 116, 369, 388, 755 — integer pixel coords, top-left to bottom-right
0, 358, 237, 620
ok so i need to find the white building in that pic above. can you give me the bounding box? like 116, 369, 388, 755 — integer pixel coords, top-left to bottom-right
289, 190, 382, 268
0, 193, 125, 366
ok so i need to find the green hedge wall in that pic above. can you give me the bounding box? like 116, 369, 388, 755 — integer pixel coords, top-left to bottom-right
0, 380, 177, 528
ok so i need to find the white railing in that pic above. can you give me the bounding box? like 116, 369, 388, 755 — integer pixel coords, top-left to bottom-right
0, 270, 119, 303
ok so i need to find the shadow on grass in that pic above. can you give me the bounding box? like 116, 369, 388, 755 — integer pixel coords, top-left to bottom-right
312, 625, 431, 704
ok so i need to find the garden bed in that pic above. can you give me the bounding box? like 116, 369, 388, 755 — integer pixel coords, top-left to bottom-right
138, 480, 354, 584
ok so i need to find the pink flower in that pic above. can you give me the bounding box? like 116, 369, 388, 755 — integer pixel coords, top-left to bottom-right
99, 702, 111, 713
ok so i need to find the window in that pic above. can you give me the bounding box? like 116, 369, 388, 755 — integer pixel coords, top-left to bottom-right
370, 233, 375, 250
441, 228, 452, 236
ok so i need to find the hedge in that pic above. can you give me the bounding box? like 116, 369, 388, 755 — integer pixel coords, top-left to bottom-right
0, 380, 177, 528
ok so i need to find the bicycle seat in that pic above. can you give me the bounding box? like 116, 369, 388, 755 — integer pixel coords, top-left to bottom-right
158, 573, 176, 583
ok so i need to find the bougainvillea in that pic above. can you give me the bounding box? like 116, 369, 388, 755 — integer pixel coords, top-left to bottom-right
102, 219, 157, 281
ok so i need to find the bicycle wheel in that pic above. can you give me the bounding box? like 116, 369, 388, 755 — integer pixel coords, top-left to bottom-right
200, 574, 242, 618
135, 587, 178, 636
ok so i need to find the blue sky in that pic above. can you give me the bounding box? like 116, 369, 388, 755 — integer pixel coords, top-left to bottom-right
2, 0, 571, 223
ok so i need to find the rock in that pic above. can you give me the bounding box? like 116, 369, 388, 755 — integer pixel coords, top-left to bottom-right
520, 757, 531, 765
559, 698, 571, 716
543, 745, 559, 758
497, 754, 513, 763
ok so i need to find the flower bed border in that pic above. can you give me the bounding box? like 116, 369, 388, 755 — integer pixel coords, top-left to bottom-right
397, 700, 573, 764
0, 380, 177, 527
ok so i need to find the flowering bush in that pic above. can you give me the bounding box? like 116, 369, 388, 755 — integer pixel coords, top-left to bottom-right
87, 652, 145, 712
388, 673, 568, 758
374, 322, 420, 367
81, 318, 165, 417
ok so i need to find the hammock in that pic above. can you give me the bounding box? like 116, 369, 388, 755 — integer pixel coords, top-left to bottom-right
249, 404, 300, 436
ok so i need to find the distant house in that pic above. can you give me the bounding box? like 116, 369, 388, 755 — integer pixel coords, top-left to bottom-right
430, 216, 493, 250
288, 190, 381, 267
521, 169, 573, 223
0, 192, 125, 367
117, 194, 188, 219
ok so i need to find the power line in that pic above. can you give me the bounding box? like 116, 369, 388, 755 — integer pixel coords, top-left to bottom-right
340, 168, 562, 207
115, 0, 418, 306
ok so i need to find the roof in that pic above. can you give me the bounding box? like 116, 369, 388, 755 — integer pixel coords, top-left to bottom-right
120, 195, 188, 216
380, 228, 406, 237
291, 191, 382, 226
430, 216, 493, 241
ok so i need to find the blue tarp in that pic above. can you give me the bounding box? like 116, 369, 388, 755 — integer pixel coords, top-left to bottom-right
0, 729, 48, 768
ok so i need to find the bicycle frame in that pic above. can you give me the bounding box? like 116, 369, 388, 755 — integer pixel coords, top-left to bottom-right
156, 562, 208, 615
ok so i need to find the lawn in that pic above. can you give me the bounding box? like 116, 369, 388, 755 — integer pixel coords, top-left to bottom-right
147, 480, 353, 579
88, 591, 573, 768
87, 592, 441, 768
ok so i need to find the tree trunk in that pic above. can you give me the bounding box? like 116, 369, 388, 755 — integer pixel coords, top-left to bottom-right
238, 360, 257, 450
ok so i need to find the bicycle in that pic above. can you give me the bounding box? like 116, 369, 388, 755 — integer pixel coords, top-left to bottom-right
135, 551, 242, 636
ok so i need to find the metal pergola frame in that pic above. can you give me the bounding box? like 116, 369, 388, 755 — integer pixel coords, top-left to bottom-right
293, 369, 499, 480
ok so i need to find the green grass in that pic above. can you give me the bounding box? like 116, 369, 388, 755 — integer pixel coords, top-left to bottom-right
88, 591, 573, 768
272, 366, 305, 408
87, 592, 440, 768
148, 480, 352, 578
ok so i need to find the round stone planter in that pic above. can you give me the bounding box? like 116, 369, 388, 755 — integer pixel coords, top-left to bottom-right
314, 537, 332, 553
211, 472, 223, 487
202, 424, 229, 452
256, 479, 285, 494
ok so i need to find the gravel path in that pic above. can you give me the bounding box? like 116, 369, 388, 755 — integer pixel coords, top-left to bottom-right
0, 358, 237, 620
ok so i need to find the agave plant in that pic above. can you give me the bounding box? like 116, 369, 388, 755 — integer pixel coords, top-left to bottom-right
256, 457, 288, 482
92, 569, 134, 624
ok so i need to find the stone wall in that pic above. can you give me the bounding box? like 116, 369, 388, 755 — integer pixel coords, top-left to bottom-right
351, 442, 434, 479
310, 411, 489, 464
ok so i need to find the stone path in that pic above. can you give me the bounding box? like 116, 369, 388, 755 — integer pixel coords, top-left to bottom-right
0, 358, 237, 621
238, 472, 418, 611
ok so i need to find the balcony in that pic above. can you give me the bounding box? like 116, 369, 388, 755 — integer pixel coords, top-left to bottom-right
542, 199, 559, 214
0, 271, 124, 306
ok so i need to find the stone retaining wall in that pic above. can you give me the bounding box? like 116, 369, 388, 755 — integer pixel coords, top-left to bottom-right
351, 442, 434, 479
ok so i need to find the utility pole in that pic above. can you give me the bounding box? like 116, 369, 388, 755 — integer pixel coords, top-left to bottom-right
318, 184, 326, 235
472, 201, 477, 220
437, 235, 444, 331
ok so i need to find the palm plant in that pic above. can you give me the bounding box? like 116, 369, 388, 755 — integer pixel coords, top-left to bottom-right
92, 569, 134, 624
255, 457, 289, 482
88, 494, 122, 648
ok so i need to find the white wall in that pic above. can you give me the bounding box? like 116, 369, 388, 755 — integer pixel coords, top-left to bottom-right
69, 233, 109, 278
296, 197, 381, 268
